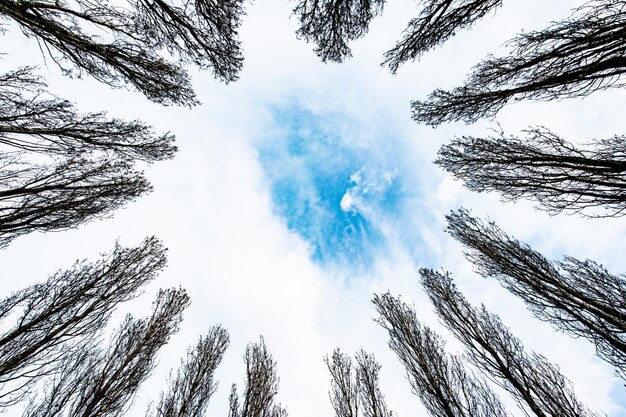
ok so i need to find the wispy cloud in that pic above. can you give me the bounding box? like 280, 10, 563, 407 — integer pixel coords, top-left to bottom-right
256, 105, 435, 270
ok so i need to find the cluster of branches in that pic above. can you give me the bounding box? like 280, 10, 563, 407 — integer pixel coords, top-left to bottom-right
293, 0, 385, 63
382, 0, 503, 73
325, 348, 393, 417
436, 127, 626, 217
0, 0, 246, 105
0, 67, 177, 248
374, 270, 598, 417
228, 337, 287, 417
0, 238, 168, 406
412, 0, 626, 125
0, 239, 288, 417
446, 209, 626, 378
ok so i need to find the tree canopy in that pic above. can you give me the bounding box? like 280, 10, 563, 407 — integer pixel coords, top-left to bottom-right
382, 0, 503, 73
446, 209, 626, 378
0, 0, 246, 106
436, 127, 626, 217
412, 0, 626, 125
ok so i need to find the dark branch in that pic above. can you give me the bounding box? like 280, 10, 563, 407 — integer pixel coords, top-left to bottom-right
373, 292, 508, 417
436, 127, 626, 217
412, 0, 626, 125
0, 237, 167, 406
382, 0, 503, 73
420, 269, 598, 417
151, 326, 230, 417
293, 0, 385, 62
446, 209, 626, 378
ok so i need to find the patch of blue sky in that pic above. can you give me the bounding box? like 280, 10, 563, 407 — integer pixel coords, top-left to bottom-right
257, 105, 432, 269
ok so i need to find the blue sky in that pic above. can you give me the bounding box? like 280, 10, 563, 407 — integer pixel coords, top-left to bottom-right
258, 106, 421, 269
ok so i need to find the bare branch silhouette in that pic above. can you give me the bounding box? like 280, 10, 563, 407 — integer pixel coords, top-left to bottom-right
382, 0, 503, 73
412, 0, 626, 125
446, 209, 626, 377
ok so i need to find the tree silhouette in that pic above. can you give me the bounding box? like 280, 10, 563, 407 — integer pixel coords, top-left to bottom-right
293, 0, 385, 63
228, 337, 287, 417
420, 269, 597, 417
412, 0, 626, 125
24, 288, 190, 417
374, 292, 508, 417
0, 68, 177, 248
0, 68, 176, 162
436, 127, 626, 217
0, 157, 151, 248
325, 349, 393, 417
446, 208, 626, 378
382, 0, 503, 73
150, 326, 230, 417
0, 0, 246, 105
0, 237, 167, 407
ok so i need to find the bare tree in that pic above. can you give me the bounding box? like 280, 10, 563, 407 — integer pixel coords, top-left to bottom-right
24, 288, 190, 417
150, 325, 230, 417
446, 208, 626, 377
293, 0, 385, 63
373, 292, 508, 417
382, 0, 503, 73
0, 237, 167, 407
420, 268, 597, 417
0, 68, 176, 162
326, 349, 359, 417
412, 0, 626, 125
0, 157, 151, 248
436, 127, 626, 217
0, 0, 246, 105
0, 67, 178, 248
228, 337, 287, 417
325, 348, 393, 417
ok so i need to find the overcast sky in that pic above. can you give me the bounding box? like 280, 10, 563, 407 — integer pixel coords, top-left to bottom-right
1, 0, 626, 416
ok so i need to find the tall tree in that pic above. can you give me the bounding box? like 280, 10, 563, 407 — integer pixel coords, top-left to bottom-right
411, 0, 626, 125
373, 292, 508, 417
0, 67, 176, 248
325, 348, 393, 417
24, 288, 190, 417
382, 0, 503, 73
446, 208, 626, 377
0, 0, 246, 105
0, 237, 167, 406
436, 127, 626, 217
228, 337, 287, 417
420, 269, 597, 417
293, 0, 385, 63
0, 68, 177, 162
150, 326, 230, 417
0, 157, 151, 248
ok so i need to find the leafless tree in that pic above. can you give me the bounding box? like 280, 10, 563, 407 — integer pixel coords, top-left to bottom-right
373, 293, 508, 417
0, 156, 151, 248
0, 237, 167, 407
446, 209, 626, 377
0, 0, 246, 105
0, 68, 176, 162
436, 127, 626, 217
0, 67, 177, 248
228, 337, 287, 417
325, 348, 393, 417
24, 288, 190, 417
150, 326, 230, 417
420, 268, 598, 417
293, 0, 385, 63
412, 0, 626, 125
382, 0, 503, 73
